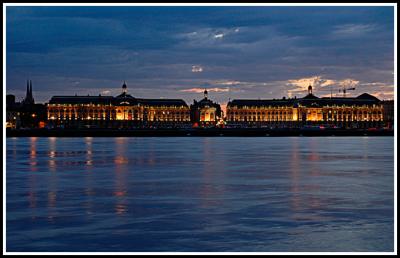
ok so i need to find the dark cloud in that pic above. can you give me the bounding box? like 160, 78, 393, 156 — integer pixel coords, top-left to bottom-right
6, 6, 394, 104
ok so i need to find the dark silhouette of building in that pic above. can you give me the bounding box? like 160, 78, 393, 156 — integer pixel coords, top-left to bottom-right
382, 100, 394, 128
6, 80, 46, 129
6, 94, 16, 107
22, 80, 35, 105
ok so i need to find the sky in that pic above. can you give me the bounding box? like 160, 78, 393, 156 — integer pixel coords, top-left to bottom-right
6, 5, 395, 109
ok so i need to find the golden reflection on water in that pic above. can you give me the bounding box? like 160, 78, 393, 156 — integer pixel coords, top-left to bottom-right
28, 138, 38, 219
289, 138, 301, 212
85, 137, 93, 166
48, 137, 57, 172
113, 138, 128, 216
289, 138, 323, 222
29, 137, 38, 171
200, 138, 225, 208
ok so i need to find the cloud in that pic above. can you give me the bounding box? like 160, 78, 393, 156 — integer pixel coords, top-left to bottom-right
176, 26, 242, 48
286, 76, 361, 96
101, 90, 111, 95
6, 6, 394, 103
214, 80, 242, 86
284, 75, 396, 99
332, 23, 376, 37
191, 65, 203, 73
180, 87, 230, 93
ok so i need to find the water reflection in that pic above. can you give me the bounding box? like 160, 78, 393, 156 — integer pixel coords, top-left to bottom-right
27, 138, 38, 220
6, 137, 394, 252
27, 138, 39, 220
289, 138, 323, 222
289, 137, 301, 212
200, 138, 224, 208
48, 137, 57, 172
85, 137, 93, 166
29, 137, 38, 171
113, 138, 128, 216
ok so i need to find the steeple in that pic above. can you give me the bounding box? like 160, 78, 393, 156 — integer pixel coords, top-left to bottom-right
308, 84, 312, 95
122, 81, 127, 94
26, 80, 30, 100
29, 80, 33, 99
204, 89, 208, 99
23, 79, 34, 105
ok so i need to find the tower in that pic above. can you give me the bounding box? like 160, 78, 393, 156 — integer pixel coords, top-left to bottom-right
23, 80, 34, 105
204, 89, 208, 99
308, 84, 312, 95
122, 81, 127, 94
25, 80, 30, 100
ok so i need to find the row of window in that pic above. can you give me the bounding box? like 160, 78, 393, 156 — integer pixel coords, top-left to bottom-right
227, 110, 382, 116
227, 116, 383, 122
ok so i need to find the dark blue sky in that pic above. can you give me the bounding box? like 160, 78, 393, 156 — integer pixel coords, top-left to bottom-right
6, 5, 395, 106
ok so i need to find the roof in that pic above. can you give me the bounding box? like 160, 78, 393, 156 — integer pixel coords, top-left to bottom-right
228, 93, 381, 108
114, 92, 138, 105
191, 97, 221, 109
302, 93, 319, 99
137, 98, 188, 107
49, 96, 114, 105
356, 93, 380, 101
227, 99, 297, 108
48, 95, 188, 107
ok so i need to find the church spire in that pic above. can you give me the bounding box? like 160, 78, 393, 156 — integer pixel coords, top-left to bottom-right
26, 80, 30, 99
24, 79, 34, 105
122, 81, 127, 94
29, 80, 33, 98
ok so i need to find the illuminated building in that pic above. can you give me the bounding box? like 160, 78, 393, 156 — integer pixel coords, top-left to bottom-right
9, 82, 391, 130
226, 85, 385, 128
47, 82, 191, 127
190, 89, 222, 126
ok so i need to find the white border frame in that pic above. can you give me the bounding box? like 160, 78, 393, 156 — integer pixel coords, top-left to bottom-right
3, 2, 397, 256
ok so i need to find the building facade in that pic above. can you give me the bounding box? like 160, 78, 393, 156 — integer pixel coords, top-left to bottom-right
226, 85, 384, 128
47, 82, 191, 128
382, 100, 394, 129
190, 89, 222, 126
8, 82, 391, 129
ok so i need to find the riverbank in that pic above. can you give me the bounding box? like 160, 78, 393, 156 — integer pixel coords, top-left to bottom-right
6, 128, 394, 137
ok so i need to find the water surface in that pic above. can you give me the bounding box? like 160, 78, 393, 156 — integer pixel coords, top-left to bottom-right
6, 137, 394, 252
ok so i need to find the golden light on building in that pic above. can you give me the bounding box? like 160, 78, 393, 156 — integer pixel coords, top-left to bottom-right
45, 83, 387, 129
47, 82, 191, 126
226, 85, 384, 128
